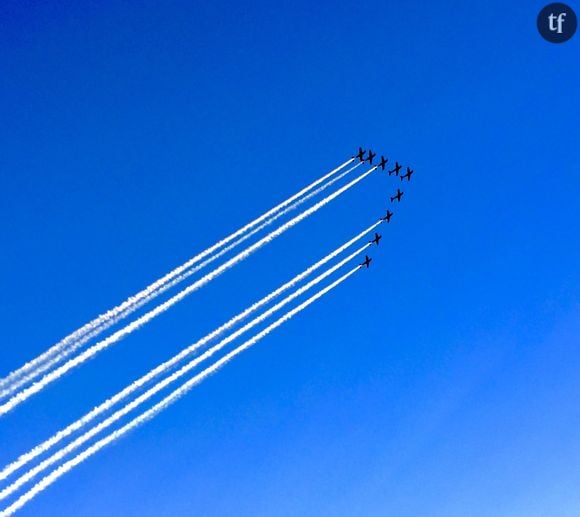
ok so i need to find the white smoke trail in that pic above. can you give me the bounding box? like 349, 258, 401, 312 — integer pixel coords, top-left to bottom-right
0, 158, 355, 394
0, 161, 362, 400
0, 245, 367, 501
0, 165, 376, 417
0, 220, 381, 482
0, 266, 359, 517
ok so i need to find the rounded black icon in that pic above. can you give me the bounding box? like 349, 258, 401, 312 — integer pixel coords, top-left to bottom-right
537, 3, 577, 43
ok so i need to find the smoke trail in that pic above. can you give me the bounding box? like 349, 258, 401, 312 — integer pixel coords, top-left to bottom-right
0, 158, 355, 393
0, 161, 362, 400
0, 267, 359, 517
0, 220, 381, 482
0, 246, 366, 501
0, 165, 376, 417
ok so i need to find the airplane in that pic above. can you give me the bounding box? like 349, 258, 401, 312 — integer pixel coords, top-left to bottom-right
360, 255, 372, 268
381, 210, 393, 222
390, 188, 404, 202
369, 233, 382, 246
378, 155, 389, 170
355, 147, 366, 162
366, 149, 376, 164
388, 161, 402, 176
400, 167, 414, 181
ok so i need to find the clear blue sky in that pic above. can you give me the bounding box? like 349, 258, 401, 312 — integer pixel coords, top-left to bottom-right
0, 1, 579, 515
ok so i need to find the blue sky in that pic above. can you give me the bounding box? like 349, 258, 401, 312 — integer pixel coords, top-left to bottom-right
0, 0, 579, 515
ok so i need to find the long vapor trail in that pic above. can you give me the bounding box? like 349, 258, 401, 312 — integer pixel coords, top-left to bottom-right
0, 244, 367, 501
0, 158, 355, 394
0, 266, 360, 517
0, 220, 381, 483
0, 158, 354, 394
0, 165, 376, 417
0, 160, 362, 401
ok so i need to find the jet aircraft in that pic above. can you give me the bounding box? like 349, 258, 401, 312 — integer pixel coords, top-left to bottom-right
400, 167, 414, 181
366, 149, 376, 164
360, 255, 372, 268
378, 156, 389, 170
390, 189, 404, 203
388, 161, 402, 176
355, 147, 366, 162
381, 210, 393, 222
370, 233, 382, 246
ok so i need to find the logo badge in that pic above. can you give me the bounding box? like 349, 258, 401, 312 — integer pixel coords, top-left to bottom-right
537, 3, 577, 43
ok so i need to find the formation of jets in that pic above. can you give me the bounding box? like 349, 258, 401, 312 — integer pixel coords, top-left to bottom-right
355, 148, 410, 180
354, 146, 415, 270
356, 146, 377, 165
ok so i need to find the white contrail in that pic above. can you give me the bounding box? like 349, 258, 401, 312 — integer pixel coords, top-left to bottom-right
0, 220, 381, 482
0, 245, 367, 501
0, 266, 360, 517
0, 157, 355, 394
0, 165, 376, 417
0, 161, 362, 400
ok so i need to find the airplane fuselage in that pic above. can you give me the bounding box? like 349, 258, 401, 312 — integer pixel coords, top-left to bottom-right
360, 255, 372, 268
390, 190, 403, 202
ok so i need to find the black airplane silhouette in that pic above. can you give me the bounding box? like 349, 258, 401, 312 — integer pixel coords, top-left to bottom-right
390, 189, 404, 203
355, 147, 366, 162
360, 255, 372, 268
381, 210, 393, 222
369, 233, 382, 246
378, 155, 389, 170
400, 167, 414, 181
388, 161, 402, 176
366, 149, 376, 164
